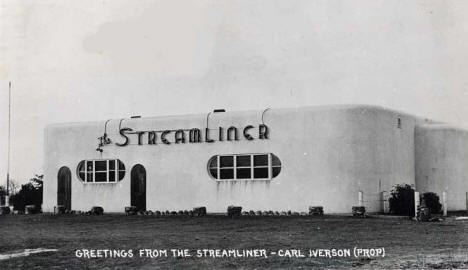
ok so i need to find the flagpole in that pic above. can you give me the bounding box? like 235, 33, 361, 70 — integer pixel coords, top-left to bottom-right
5, 81, 11, 207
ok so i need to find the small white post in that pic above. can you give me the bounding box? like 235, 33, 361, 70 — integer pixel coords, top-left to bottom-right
414, 191, 420, 218
442, 191, 447, 217
466, 192, 468, 211
5, 195, 9, 207
358, 191, 363, 207
381, 191, 389, 213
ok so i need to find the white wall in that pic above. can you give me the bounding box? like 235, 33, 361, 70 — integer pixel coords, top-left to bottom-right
43, 105, 419, 213
415, 124, 468, 211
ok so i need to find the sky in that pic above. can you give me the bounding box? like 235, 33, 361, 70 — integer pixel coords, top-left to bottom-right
1, 0, 468, 186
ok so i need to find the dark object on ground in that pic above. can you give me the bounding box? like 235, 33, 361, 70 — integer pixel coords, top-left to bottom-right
389, 184, 415, 216
54, 205, 66, 214
125, 206, 137, 215
309, 206, 324, 216
193, 207, 207, 217
90, 206, 104, 215
417, 205, 431, 222
0, 206, 10, 215
352, 206, 366, 217
25, 205, 38, 214
422, 192, 442, 214
155, 211, 161, 216
227, 206, 242, 217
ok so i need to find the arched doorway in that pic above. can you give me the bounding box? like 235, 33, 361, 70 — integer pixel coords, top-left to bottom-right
57, 166, 72, 210
131, 164, 146, 211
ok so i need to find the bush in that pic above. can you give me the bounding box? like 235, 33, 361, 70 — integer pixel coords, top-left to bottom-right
11, 183, 42, 212
389, 184, 415, 216
90, 206, 104, 215
422, 192, 442, 214
227, 205, 242, 217
10, 174, 43, 212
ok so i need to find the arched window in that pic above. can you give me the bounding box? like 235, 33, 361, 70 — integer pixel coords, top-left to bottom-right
77, 159, 125, 183
208, 153, 281, 181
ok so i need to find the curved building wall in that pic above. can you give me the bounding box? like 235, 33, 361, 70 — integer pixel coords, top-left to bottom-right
415, 125, 468, 211
43, 105, 418, 213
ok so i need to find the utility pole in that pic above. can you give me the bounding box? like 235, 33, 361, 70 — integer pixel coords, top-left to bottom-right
5, 81, 11, 207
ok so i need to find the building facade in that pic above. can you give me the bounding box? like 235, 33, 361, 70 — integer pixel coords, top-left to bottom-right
42, 105, 468, 213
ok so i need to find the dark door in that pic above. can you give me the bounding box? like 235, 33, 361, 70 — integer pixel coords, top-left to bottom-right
131, 164, 146, 211
57, 166, 72, 210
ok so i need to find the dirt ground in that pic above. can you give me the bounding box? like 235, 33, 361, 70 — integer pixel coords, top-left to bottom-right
1, 214, 468, 269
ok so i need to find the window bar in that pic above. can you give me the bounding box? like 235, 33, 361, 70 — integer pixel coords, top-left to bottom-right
250, 154, 254, 180
92, 160, 95, 183
106, 160, 109, 183
268, 153, 272, 180
84, 161, 87, 182
233, 155, 237, 180
217, 155, 220, 180
115, 160, 118, 182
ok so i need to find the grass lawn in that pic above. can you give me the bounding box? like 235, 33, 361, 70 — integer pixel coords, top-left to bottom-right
1, 214, 468, 269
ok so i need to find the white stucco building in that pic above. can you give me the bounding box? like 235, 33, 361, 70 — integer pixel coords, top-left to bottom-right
42, 105, 468, 213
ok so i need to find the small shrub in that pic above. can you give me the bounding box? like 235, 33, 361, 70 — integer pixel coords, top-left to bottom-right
389, 184, 415, 216
422, 192, 442, 214
227, 206, 242, 217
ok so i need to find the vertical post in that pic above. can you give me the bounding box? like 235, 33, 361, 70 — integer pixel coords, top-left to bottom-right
442, 191, 447, 217
466, 192, 468, 211
358, 191, 363, 207
5, 82, 11, 207
414, 191, 420, 218
382, 191, 389, 213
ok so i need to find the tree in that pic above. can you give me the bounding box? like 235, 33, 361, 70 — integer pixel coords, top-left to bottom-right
30, 174, 43, 189
10, 174, 43, 212
389, 184, 415, 216
0, 181, 19, 205
2, 179, 19, 195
